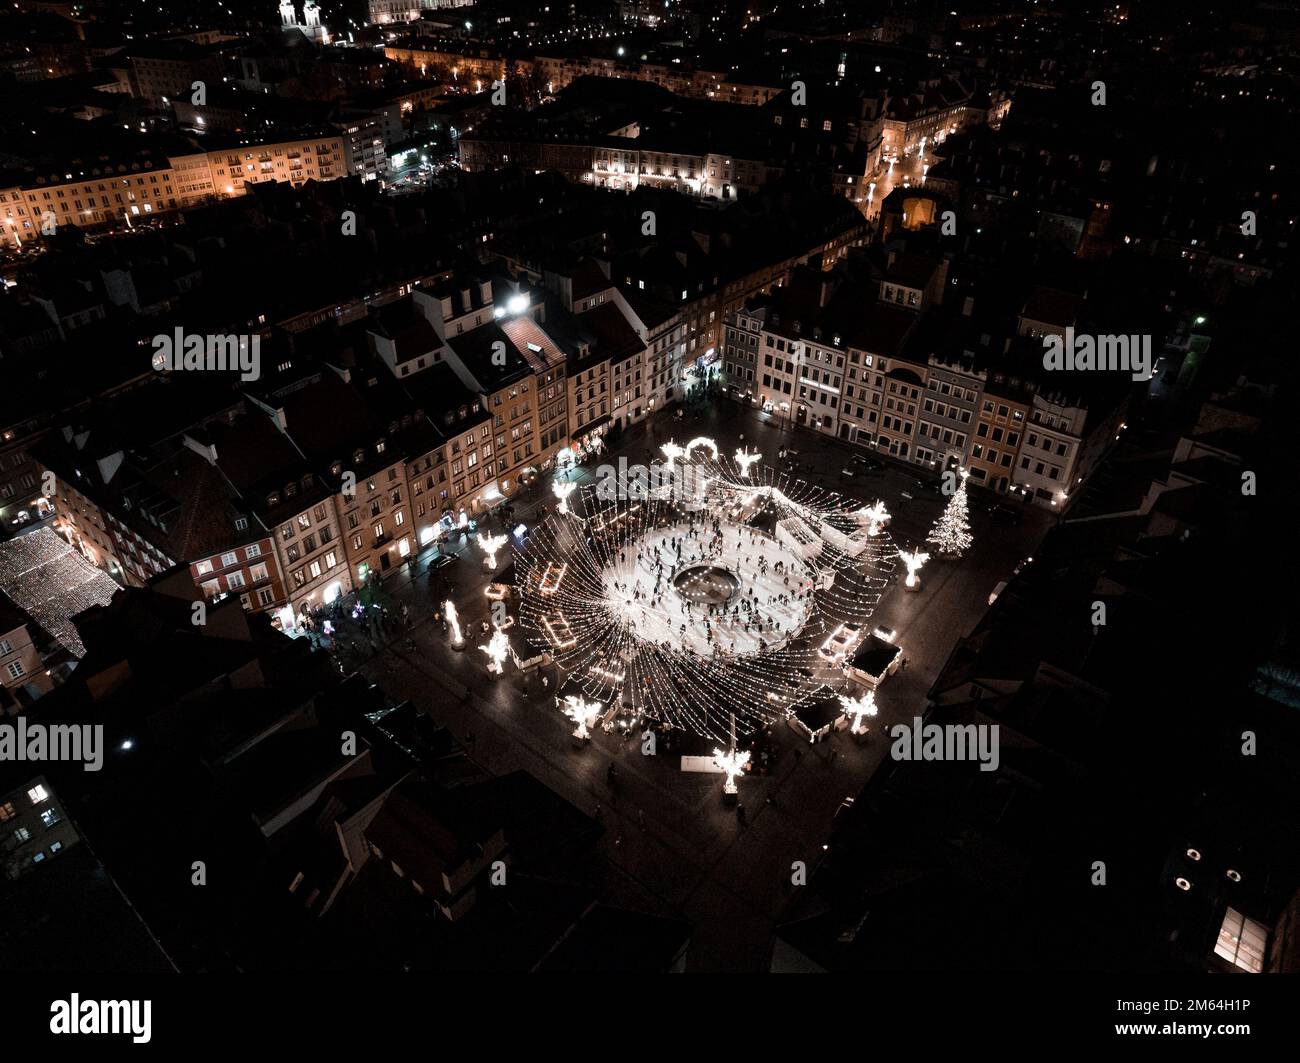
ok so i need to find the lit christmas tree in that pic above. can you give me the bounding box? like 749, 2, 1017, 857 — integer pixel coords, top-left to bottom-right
926, 469, 973, 557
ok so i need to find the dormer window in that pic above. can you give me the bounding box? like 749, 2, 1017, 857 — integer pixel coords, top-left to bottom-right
301, 474, 313, 490
330, 462, 342, 477
235, 516, 248, 532
376, 440, 386, 455
267, 492, 281, 506
353, 449, 364, 464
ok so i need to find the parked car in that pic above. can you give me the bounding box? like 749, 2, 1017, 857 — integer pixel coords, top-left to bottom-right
988, 580, 1008, 606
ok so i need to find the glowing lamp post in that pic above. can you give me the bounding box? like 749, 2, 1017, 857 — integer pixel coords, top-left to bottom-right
552, 480, 576, 515
445, 599, 465, 650
839, 692, 879, 736
479, 532, 508, 570
481, 630, 509, 675
897, 547, 930, 591
561, 695, 602, 741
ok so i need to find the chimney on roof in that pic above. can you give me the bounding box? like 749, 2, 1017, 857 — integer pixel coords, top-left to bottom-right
962, 295, 975, 317
886, 249, 897, 270
96, 451, 123, 485
183, 433, 219, 464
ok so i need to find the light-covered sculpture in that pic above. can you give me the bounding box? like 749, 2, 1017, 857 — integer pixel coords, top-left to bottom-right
479, 532, 508, 570
839, 691, 878, 735
445, 599, 464, 649
481, 630, 509, 674
712, 747, 751, 795
897, 547, 930, 589
561, 695, 602, 740
734, 447, 761, 479
863, 500, 890, 536
552, 480, 577, 515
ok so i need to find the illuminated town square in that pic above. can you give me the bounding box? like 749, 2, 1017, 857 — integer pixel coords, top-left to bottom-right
0, 0, 1293, 1012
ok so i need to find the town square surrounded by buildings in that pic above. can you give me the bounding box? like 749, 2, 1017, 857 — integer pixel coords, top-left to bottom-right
0, 0, 1297, 1032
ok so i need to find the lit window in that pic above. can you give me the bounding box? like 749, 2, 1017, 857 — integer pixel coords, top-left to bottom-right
1215, 908, 1267, 973
27, 785, 48, 804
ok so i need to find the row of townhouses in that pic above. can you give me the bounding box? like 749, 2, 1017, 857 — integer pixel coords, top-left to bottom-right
722, 259, 1132, 510
34, 269, 693, 632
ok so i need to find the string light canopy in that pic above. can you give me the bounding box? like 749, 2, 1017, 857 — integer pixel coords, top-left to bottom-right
0, 528, 119, 659
515, 445, 898, 741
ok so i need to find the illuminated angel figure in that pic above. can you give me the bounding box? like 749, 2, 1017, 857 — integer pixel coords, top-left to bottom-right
897, 547, 929, 589
660, 440, 685, 473
552, 480, 577, 515
862, 500, 890, 536
445, 599, 464, 648
712, 747, 751, 795
478, 532, 508, 569
839, 692, 879, 735
561, 695, 602, 740
734, 447, 761, 479
481, 630, 509, 674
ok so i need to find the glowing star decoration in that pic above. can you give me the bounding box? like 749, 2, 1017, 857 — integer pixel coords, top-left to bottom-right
445, 599, 464, 648
897, 547, 930, 589
712, 747, 751, 795
862, 500, 891, 536
478, 532, 508, 570
481, 630, 509, 674
659, 440, 685, 473
552, 480, 577, 515
734, 448, 761, 479
839, 692, 879, 735
561, 695, 602, 740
